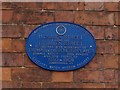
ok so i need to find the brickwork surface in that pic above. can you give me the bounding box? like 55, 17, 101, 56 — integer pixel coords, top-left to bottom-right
1, 2, 120, 88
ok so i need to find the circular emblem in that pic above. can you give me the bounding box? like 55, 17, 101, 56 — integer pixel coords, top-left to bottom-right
56, 25, 66, 35
26, 22, 96, 71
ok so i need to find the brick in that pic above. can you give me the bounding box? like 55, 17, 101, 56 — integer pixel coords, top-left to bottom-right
52, 71, 73, 82
2, 2, 22, 9
12, 68, 51, 82
24, 25, 37, 38
74, 69, 104, 82
115, 70, 118, 83
2, 38, 12, 52
0, 68, 1, 81
85, 2, 104, 11
81, 83, 105, 88
86, 26, 105, 39
0, 10, 1, 23
21, 2, 42, 8
24, 54, 38, 67
55, 2, 78, 10
2, 10, 13, 24
2, 9, 24, 24
22, 82, 42, 88
2, 53, 24, 66
96, 40, 118, 54
55, 11, 75, 22
104, 2, 119, 11
104, 54, 118, 69
42, 2, 55, 10
103, 70, 116, 83
77, 2, 84, 10
105, 26, 119, 40
75, 11, 115, 25
0, 26, 2, 38
2, 25, 24, 38
0, 38, 2, 52
119, 41, 120, 54
2, 81, 22, 88
2, 2, 42, 9
2, 68, 11, 81
42, 83, 104, 88
85, 54, 104, 69
23, 9, 54, 25
115, 12, 120, 25
12, 39, 26, 52
2, 2, 11, 9
42, 83, 82, 88
12, 8, 24, 24
105, 83, 118, 88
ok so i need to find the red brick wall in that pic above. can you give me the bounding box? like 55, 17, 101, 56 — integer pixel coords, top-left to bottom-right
1, 2, 120, 88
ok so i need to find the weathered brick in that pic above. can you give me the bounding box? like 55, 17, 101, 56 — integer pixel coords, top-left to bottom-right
2, 2, 42, 9
74, 69, 104, 82
104, 54, 118, 69
96, 40, 118, 54
81, 83, 105, 88
2, 2, 12, 9
119, 41, 120, 54
105, 83, 118, 88
75, 11, 115, 25
77, 2, 84, 10
42, 2, 55, 10
2, 38, 12, 52
0, 68, 1, 81
0, 26, 2, 38
85, 2, 104, 11
103, 70, 117, 83
12, 8, 24, 24
115, 70, 118, 83
0, 10, 1, 23
115, 12, 120, 25
24, 25, 37, 38
0, 38, 2, 52
23, 9, 54, 25
21, 2, 42, 8
55, 11, 75, 22
2, 25, 24, 38
85, 54, 104, 69
42, 83, 82, 88
2, 10, 13, 24
2, 2, 23, 9
2, 53, 24, 66
22, 82, 42, 88
42, 83, 104, 88
86, 26, 105, 39
105, 26, 119, 40
12, 39, 26, 52
2, 81, 22, 88
104, 2, 119, 11
24, 53, 38, 67
55, 2, 78, 10
1, 68, 11, 81
12, 68, 51, 82
52, 71, 73, 82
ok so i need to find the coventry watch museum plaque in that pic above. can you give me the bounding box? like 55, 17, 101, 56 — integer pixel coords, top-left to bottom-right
26, 22, 96, 71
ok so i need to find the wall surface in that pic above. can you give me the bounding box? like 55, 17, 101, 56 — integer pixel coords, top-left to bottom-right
1, 2, 120, 88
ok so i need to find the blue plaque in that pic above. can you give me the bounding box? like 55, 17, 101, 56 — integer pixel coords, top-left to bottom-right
26, 22, 96, 71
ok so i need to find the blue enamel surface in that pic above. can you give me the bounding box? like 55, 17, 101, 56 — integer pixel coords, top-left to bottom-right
26, 22, 96, 71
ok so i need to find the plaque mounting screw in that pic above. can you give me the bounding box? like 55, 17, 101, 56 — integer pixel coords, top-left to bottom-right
30, 44, 32, 47
90, 45, 92, 47
60, 59, 62, 61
